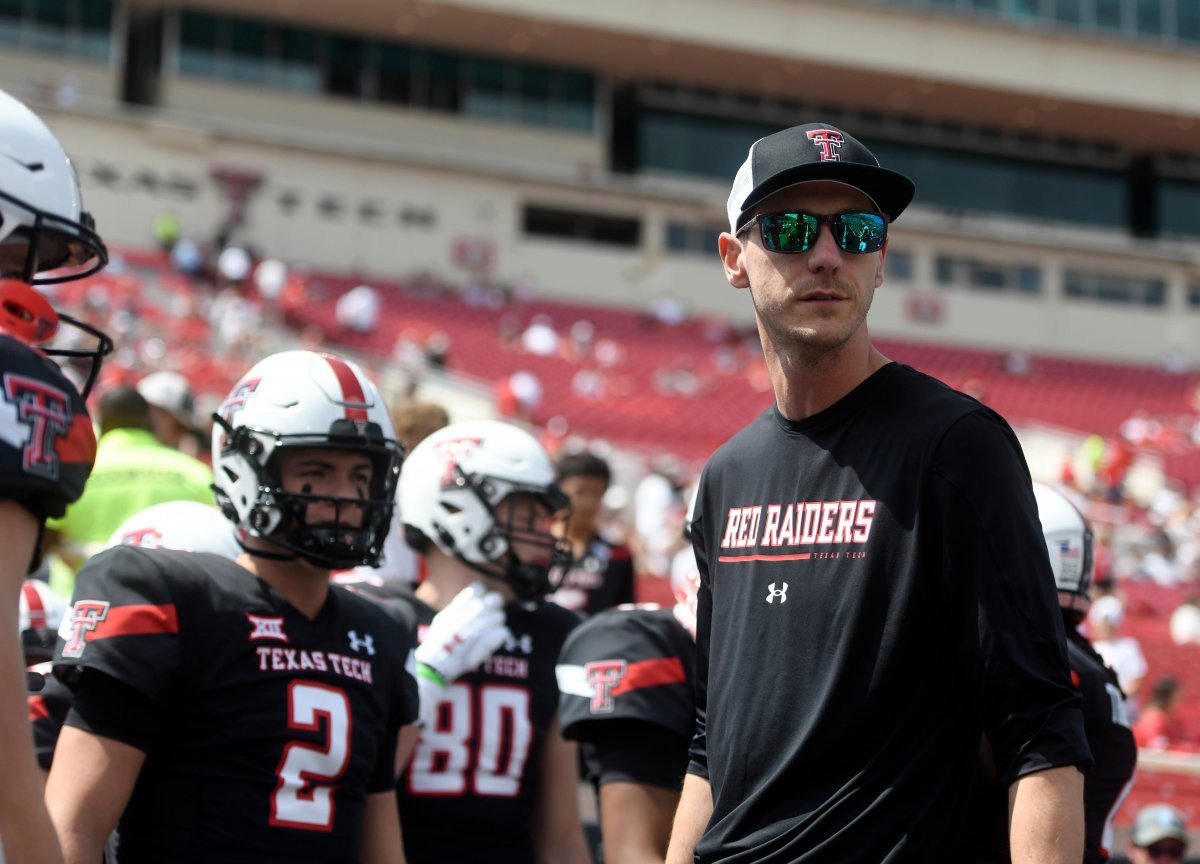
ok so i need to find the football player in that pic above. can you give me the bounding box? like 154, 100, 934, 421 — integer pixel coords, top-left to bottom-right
30, 499, 242, 777
392, 419, 592, 863
0, 88, 110, 863
1033, 482, 1136, 864
961, 483, 1136, 864
555, 529, 699, 863
46, 351, 419, 864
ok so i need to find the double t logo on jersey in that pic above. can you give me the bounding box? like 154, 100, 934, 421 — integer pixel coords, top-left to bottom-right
584, 660, 627, 713
1, 372, 71, 480
60, 600, 111, 658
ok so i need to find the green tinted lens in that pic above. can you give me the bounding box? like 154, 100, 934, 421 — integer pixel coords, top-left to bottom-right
757, 212, 886, 254
834, 212, 887, 253
759, 213, 817, 252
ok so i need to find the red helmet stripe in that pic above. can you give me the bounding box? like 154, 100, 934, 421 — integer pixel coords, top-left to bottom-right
21, 582, 47, 630
321, 354, 369, 421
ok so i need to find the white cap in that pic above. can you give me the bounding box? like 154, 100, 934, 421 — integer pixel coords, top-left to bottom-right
1089, 594, 1124, 629
138, 370, 197, 428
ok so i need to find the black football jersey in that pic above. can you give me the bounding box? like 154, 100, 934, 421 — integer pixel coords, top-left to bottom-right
558, 603, 693, 738
558, 604, 694, 792
547, 535, 636, 618
1067, 631, 1137, 864
53, 546, 419, 864
0, 335, 95, 523
393, 587, 580, 864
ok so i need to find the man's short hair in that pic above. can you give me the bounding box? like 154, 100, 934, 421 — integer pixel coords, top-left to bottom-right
98, 385, 153, 434
555, 450, 611, 486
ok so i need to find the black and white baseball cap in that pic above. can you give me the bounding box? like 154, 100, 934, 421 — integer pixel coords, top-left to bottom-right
726, 122, 916, 233
1132, 803, 1189, 848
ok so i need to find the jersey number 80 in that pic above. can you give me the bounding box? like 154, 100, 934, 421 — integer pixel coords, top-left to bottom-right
408, 682, 532, 798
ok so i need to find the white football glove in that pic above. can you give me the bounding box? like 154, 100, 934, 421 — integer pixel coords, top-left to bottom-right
415, 582, 510, 686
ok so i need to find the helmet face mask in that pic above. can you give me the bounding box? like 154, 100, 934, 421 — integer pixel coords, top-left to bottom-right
400, 420, 572, 602
0, 90, 112, 396
213, 352, 404, 570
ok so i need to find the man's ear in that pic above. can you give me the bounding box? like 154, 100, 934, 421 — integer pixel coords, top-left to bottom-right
719, 232, 750, 289
875, 237, 889, 288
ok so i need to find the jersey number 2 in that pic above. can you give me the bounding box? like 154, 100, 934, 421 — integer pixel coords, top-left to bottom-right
408, 683, 532, 797
271, 681, 351, 831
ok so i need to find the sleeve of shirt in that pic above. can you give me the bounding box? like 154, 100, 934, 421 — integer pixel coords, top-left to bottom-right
929, 410, 1092, 785
0, 336, 96, 523
686, 475, 712, 780
587, 720, 691, 790
64, 667, 165, 753
53, 545, 183, 704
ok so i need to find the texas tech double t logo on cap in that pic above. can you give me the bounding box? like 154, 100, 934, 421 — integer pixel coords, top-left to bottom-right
806, 129, 844, 162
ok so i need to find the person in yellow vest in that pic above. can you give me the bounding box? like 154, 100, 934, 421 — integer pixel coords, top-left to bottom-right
47, 385, 213, 567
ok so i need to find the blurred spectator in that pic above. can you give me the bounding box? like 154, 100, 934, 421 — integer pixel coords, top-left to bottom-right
1088, 595, 1148, 704
1170, 595, 1200, 646
390, 400, 450, 454
567, 319, 595, 360
547, 451, 635, 617
1134, 677, 1188, 751
521, 314, 559, 356
137, 370, 204, 458
216, 244, 252, 285
1139, 529, 1181, 586
1128, 803, 1189, 864
496, 370, 542, 424
46, 386, 214, 562
253, 258, 288, 301
169, 237, 203, 276
634, 457, 687, 578
570, 368, 606, 400
1097, 435, 1133, 503
423, 332, 450, 370
335, 283, 381, 334
153, 212, 181, 252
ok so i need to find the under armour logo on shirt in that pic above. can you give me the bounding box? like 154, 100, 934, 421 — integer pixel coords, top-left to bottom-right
505, 633, 534, 654
348, 630, 375, 655
766, 582, 789, 604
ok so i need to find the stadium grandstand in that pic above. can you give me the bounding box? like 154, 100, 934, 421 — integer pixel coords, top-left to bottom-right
6, 0, 1200, 853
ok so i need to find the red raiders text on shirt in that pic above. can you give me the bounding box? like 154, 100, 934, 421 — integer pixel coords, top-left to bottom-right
719, 500, 876, 553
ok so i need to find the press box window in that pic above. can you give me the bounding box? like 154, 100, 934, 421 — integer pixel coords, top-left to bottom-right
1063, 270, 1166, 307
935, 255, 1041, 295
665, 221, 723, 256
524, 206, 640, 248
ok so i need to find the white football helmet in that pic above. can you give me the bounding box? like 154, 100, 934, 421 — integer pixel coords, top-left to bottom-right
107, 500, 241, 560
212, 351, 403, 569
20, 578, 66, 665
1032, 481, 1094, 617
0, 89, 111, 395
399, 419, 570, 601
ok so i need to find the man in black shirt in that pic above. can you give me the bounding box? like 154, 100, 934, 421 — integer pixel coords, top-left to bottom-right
665, 122, 1091, 864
